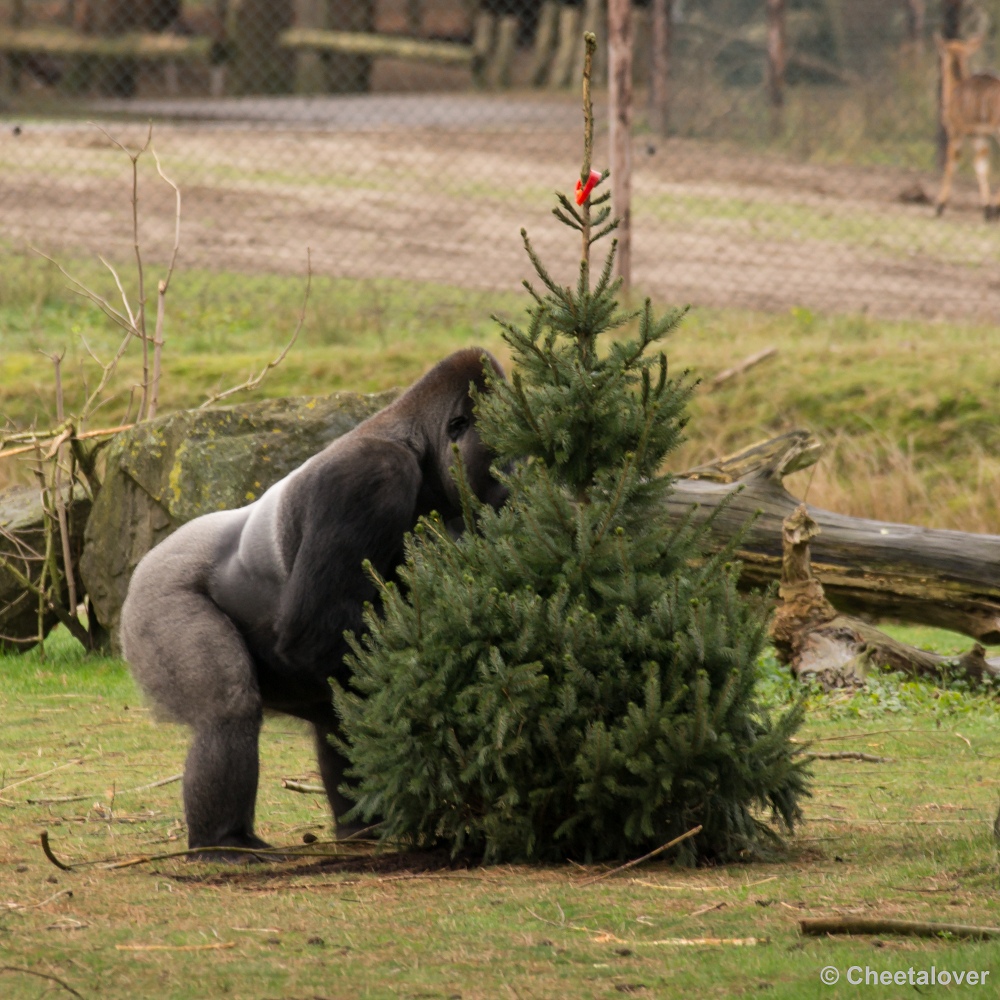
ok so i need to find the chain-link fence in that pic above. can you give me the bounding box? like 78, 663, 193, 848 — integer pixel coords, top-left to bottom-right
2, 0, 1000, 321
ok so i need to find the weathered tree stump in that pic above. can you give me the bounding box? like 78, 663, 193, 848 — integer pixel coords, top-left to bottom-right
770, 503, 1000, 688
670, 430, 1000, 644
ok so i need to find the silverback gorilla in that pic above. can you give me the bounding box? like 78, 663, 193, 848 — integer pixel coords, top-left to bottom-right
121, 349, 507, 860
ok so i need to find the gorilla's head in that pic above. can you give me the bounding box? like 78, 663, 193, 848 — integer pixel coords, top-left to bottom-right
401, 348, 509, 519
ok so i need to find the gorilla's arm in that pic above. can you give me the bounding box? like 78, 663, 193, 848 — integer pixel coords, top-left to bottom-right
272, 440, 422, 673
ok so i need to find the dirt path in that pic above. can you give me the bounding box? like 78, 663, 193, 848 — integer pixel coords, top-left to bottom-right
2, 93, 998, 321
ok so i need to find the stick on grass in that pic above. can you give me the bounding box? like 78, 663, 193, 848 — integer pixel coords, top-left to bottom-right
577, 825, 702, 885
801, 917, 1000, 939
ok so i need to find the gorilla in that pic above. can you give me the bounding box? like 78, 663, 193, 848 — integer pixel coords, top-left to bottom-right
121, 349, 507, 860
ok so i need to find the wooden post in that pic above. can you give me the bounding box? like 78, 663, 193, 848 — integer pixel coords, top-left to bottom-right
765, 0, 786, 113
487, 15, 518, 88
295, 0, 326, 93
231, 0, 295, 94
471, 11, 495, 87
608, 0, 632, 292
631, 6, 649, 83
649, 0, 672, 136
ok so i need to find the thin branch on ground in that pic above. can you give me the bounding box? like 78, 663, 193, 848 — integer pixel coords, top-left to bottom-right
803, 751, 892, 763
0, 967, 84, 999
576, 826, 703, 885
28, 772, 183, 805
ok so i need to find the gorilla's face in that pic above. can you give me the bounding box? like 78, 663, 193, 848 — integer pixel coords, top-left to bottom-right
442, 392, 509, 513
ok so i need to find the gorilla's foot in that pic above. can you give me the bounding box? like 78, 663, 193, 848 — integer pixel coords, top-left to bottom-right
187, 833, 279, 864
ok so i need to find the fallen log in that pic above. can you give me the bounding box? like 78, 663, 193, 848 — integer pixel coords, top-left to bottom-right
769, 503, 1000, 687
279, 29, 473, 66
0, 28, 211, 61
671, 430, 1000, 644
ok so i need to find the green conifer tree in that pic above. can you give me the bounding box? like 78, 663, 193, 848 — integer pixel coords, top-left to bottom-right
334, 36, 809, 863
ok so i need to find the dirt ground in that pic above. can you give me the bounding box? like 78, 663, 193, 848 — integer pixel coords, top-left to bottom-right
3, 92, 1000, 322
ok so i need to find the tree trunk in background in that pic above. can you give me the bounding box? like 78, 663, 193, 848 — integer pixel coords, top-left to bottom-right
765, 0, 786, 117
903, 0, 925, 48
649, 0, 672, 136
231, 0, 295, 95
607, 0, 632, 292
327, 0, 375, 92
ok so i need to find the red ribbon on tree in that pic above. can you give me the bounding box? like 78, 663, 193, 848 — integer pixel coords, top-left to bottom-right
575, 169, 602, 206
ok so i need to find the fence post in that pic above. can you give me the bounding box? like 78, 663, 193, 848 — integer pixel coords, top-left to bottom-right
472, 12, 495, 87
529, 2, 558, 85
294, 0, 326, 93
231, 0, 295, 94
487, 16, 519, 88
548, 6, 581, 88
649, 0, 672, 136
608, 0, 632, 293
765, 0, 786, 113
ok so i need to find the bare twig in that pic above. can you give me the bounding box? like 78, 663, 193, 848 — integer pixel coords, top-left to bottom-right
147, 147, 181, 421
0, 967, 84, 999
200, 250, 312, 409
576, 825, 703, 885
40, 351, 79, 617
40, 830, 75, 872
116, 942, 235, 952
710, 347, 777, 389
0, 551, 89, 647
0, 759, 85, 795
28, 772, 182, 805
803, 751, 891, 763
91, 122, 154, 418
3, 888, 74, 911
0, 424, 133, 460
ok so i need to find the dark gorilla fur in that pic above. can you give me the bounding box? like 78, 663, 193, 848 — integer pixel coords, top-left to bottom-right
121, 349, 507, 860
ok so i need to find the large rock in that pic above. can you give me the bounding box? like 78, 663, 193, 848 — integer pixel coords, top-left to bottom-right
0, 484, 91, 652
80, 390, 398, 649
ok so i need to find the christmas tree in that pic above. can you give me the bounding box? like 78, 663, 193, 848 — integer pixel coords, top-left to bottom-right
334, 36, 809, 863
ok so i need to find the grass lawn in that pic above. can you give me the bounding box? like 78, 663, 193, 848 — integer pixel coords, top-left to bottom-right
4, 252, 1000, 532
2, 244, 1000, 997
1, 627, 999, 1000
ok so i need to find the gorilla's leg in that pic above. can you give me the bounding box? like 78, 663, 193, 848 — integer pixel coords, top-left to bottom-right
121, 532, 271, 861
185, 714, 270, 860
314, 725, 370, 840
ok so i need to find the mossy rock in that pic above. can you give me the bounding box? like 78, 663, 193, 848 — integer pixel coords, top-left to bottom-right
0, 484, 91, 652
80, 390, 398, 649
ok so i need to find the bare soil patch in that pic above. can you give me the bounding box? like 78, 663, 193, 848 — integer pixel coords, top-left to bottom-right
2, 93, 998, 319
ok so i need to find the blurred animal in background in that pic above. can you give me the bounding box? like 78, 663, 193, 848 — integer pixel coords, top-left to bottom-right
935, 35, 1000, 220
